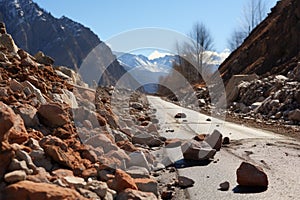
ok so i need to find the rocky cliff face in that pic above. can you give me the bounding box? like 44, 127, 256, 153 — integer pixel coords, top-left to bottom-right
219, 0, 300, 83
0, 0, 132, 87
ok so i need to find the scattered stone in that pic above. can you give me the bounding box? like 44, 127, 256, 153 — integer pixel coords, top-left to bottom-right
181, 140, 216, 160
63, 176, 86, 188
222, 137, 230, 145
219, 181, 230, 191
236, 162, 268, 187
135, 178, 159, 196
174, 113, 187, 118
130, 102, 143, 110
177, 176, 195, 188
4, 170, 26, 183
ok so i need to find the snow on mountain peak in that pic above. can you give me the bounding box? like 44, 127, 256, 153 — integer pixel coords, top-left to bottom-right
148, 50, 172, 60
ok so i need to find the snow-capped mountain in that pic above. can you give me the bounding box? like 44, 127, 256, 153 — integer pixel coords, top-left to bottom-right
117, 53, 178, 73
115, 52, 179, 93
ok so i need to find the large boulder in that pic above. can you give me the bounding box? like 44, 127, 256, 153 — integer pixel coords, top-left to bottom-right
37, 103, 69, 128
107, 169, 138, 193
134, 178, 159, 196
236, 162, 268, 187
288, 109, 300, 122
204, 130, 223, 151
1, 180, 87, 200
0, 101, 28, 145
181, 140, 216, 160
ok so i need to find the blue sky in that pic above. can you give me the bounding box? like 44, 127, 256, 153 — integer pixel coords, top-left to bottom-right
34, 0, 278, 53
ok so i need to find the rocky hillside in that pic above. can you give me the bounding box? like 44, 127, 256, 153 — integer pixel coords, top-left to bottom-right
0, 0, 132, 87
218, 0, 300, 83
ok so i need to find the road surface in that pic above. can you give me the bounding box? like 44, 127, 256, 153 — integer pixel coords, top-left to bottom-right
148, 96, 300, 200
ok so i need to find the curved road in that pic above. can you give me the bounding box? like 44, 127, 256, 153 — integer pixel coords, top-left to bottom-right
148, 96, 300, 200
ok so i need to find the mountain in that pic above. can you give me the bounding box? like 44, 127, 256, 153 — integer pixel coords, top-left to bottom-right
116, 52, 179, 93
218, 0, 300, 84
0, 0, 135, 87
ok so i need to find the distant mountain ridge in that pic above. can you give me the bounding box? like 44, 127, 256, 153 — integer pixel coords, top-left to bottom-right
0, 0, 135, 87
116, 52, 179, 93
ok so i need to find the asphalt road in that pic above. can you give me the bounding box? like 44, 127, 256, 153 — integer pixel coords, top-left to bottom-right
148, 96, 300, 200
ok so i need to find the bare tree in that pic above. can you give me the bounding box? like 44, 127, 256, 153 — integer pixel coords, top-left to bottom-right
243, 0, 267, 34
228, 0, 269, 51
227, 29, 247, 51
187, 22, 214, 75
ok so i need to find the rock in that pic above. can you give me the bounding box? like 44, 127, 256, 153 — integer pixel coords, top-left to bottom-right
22, 81, 47, 104
14, 104, 39, 128
193, 134, 207, 142
204, 130, 223, 151
132, 133, 162, 147
0, 33, 18, 54
77, 188, 100, 200
181, 140, 216, 160
174, 112, 187, 118
15, 149, 37, 172
116, 188, 158, 200
0, 51, 9, 62
52, 169, 74, 178
63, 176, 86, 188
236, 162, 268, 187
37, 103, 69, 128
30, 149, 53, 171
164, 138, 182, 148
134, 178, 159, 196
40, 136, 86, 170
288, 109, 300, 122
34, 51, 54, 65
225, 74, 258, 104
2, 180, 87, 200
161, 190, 174, 200
107, 169, 138, 193
85, 180, 113, 199
9, 79, 24, 92
106, 149, 130, 163
4, 170, 26, 183
126, 166, 150, 179
85, 134, 118, 154
127, 151, 150, 172
130, 102, 143, 110
52, 89, 79, 109
0, 145, 15, 179
0, 102, 15, 143
116, 140, 138, 153
219, 181, 230, 191
177, 176, 195, 188
8, 159, 30, 174
222, 137, 230, 145
0, 101, 28, 145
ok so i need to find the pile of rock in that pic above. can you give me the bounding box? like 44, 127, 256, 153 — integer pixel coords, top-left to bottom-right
228, 72, 300, 126
0, 23, 163, 199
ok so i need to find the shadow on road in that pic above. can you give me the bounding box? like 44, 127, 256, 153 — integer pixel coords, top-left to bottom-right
232, 185, 268, 193
173, 159, 212, 169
